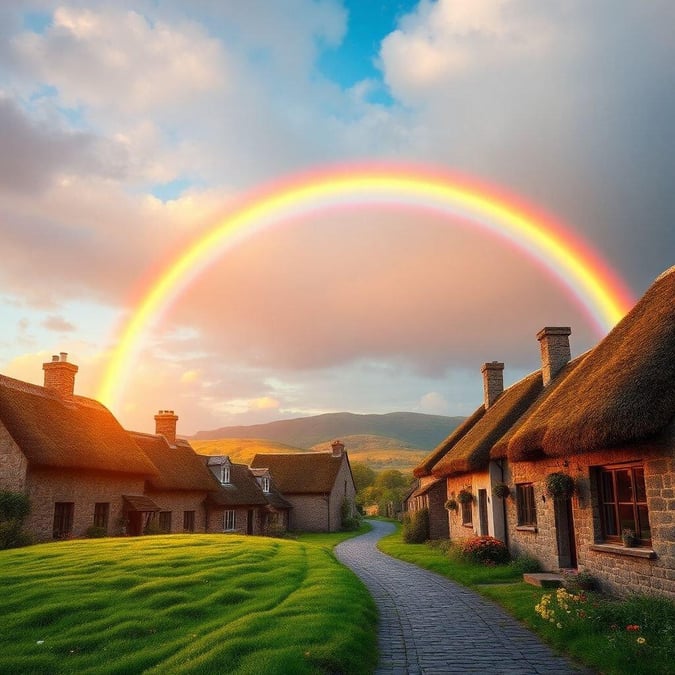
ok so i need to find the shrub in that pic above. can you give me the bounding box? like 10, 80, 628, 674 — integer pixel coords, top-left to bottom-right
402, 508, 429, 544
341, 498, 362, 531
265, 523, 288, 538
0, 491, 31, 549
508, 554, 542, 574
492, 482, 510, 499
461, 536, 511, 565
85, 525, 108, 538
457, 489, 473, 504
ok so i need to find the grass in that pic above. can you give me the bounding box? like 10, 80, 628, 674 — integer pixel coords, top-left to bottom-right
378, 524, 675, 675
0, 531, 377, 674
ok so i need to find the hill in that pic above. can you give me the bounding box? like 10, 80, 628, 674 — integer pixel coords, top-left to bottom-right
190, 434, 431, 473
192, 411, 463, 450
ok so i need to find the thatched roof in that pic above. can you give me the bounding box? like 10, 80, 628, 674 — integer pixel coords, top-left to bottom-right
508, 266, 675, 460
130, 432, 221, 492
413, 407, 485, 478
0, 375, 157, 476
250, 452, 344, 494
410, 477, 444, 498
432, 371, 543, 478
206, 462, 269, 507
491, 355, 586, 460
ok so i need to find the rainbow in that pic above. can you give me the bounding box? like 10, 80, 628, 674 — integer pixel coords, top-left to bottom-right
97, 163, 635, 411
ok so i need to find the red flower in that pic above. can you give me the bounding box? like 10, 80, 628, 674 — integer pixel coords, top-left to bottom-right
626, 625, 641, 632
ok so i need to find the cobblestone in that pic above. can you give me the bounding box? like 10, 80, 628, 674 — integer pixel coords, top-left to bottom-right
335, 520, 589, 674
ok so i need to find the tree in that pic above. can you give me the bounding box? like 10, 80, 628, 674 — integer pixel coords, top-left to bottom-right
351, 462, 376, 493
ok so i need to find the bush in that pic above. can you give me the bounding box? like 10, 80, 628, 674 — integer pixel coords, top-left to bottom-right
0, 491, 31, 549
461, 536, 511, 565
402, 508, 429, 544
85, 525, 108, 538
508, 554, 542, 574
341, 498, 362, 531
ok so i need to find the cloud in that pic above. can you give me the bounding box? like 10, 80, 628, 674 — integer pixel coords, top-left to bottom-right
41, 315, 76, 333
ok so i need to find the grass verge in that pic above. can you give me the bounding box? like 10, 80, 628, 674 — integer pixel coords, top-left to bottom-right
378, 523, 675, 675
0, 531, 377, 674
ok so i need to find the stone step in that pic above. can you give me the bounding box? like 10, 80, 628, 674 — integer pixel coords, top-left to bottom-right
523, 572, 564, 588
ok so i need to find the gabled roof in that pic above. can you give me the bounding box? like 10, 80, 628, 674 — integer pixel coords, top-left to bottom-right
250, 468, 292, 509
0, 375, 157, 476
413, 407, 485, 478
130, 432, 221, 492
508, 266, 675, 460
206, 461, 269, 507
432, 370, 543, 478
250, 452, 344, 494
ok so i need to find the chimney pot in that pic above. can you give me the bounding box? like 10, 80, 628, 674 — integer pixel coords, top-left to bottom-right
481, 361, 504, 409
43, 352, 79, 398
154, 409, 179, 444
537, 326, 571, 385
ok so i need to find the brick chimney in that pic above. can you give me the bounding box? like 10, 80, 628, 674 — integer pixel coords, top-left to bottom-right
481, 361, 504, 409
331, 440, 345, 457
537, 327, 571, 386
154, 410, 178, 444
43, 352, 78, 398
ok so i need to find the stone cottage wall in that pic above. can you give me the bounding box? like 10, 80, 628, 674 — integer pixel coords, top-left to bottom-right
206, 505, 264, 535
145, 490, 207, 533
25, 467, 146, 541
503, 444, 675, 598
327, 455, 357, 532
446, 475, 476, 542
287, 494, 330, 532
0, 422, 28, 492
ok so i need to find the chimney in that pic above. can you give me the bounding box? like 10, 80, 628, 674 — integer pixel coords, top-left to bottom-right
537, 327, 571, 386
154, 410, 178, 444
481, 361, 504, 409
331, 440, 345, 457
42, 352, 78, 398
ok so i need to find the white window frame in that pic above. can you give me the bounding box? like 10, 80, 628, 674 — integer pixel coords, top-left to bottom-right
262, 477, 270, 493
224, 509, 236, 531
221, 464, 231, 484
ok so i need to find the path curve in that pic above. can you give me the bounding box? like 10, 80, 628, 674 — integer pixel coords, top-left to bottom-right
335, 520, 585, 675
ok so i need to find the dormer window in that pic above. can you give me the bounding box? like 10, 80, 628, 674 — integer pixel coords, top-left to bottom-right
262, 477, 270, 493
221, 464, 231, 484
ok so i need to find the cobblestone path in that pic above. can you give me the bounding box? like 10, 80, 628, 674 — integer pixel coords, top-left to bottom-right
335, 520, 588, 675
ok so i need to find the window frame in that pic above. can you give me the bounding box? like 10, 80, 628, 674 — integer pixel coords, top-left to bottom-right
53, 502, 74, 539
221, 464, 231, 484
597, 462, 650, 545
262, 476, 270, 493
224, 509, 236, 531
93, 502, 110, 531
516, 483, 537, 528
183, 510, 195, 533
461, 499, 472, 527
158, 511, 172, 533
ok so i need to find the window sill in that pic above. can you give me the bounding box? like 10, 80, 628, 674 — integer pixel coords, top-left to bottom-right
516, 526, 538, 533
589, 544, 657, 559
462, 523, 473, 528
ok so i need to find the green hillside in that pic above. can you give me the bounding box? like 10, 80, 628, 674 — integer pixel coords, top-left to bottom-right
191, 434, 430, 473
193, 411, 463, 450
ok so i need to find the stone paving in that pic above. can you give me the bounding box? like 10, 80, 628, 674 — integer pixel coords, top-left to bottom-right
335, 520, 588, 675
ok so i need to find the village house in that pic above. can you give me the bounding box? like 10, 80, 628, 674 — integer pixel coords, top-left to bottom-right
408, 267, 674, 598
0, 354, 159, 540
250, 440, 357, 532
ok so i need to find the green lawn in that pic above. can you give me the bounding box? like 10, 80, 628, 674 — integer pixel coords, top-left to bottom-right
0, 532, 377, 674
378, 524, 675, 675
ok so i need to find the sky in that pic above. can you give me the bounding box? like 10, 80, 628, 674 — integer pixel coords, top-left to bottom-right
1, 0, 673, 436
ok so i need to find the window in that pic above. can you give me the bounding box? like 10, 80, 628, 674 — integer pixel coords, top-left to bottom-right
224, 510, 236, 531
516, 484, 537, 527
183, 510, 195, 533
221, 464, 231, 484
93, 502, 109, 531
53, 502, 74, 539
461, 499, 472, 526
262, 477, 270, 493
159, 511, 172, 533
598, 463, 651, 544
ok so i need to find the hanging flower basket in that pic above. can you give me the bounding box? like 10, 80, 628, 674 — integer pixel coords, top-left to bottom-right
545, 472, 576, 500
444, 498, 458, 512
457, 489, 473, 504
492, 482, 511, 499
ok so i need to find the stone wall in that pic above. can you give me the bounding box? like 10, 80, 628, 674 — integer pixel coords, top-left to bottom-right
206, 506, 265, 535
145, 490, 207, 533
327, 455, 357, 532
25, 467, 146, 541
287, 494, 330, 531
0, 422, 28, 492
502, 442, 675, 598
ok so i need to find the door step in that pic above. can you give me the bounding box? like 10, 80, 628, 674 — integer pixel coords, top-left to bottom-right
523, 572, 564, 588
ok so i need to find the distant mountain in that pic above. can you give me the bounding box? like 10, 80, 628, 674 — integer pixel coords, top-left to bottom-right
192, 411, 463, 450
